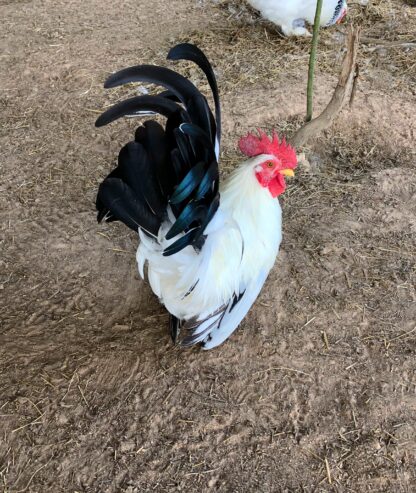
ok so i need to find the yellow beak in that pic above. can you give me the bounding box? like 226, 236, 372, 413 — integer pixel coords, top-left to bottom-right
280, 169, 295, 177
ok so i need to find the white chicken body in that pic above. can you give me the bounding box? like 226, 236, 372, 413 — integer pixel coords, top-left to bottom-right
96, 44, 298, 349
248, 0, 347, 36
137, 154, 282, 347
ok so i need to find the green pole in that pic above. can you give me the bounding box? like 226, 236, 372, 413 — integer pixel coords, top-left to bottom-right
306, 0, 324, 122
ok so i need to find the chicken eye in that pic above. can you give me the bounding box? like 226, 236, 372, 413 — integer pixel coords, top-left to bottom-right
266, 161, 274, 168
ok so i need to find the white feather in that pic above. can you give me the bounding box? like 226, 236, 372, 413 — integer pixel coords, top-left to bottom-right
247, 0, 347, 36
214, 137, 220, 161
202, 269, 269, 350
136, 154, 283, 347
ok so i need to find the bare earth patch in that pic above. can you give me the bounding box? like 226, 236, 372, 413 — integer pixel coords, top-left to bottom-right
0, 0, 415, 491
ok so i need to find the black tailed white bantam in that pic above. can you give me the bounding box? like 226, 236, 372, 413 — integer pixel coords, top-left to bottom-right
247, 0, 348, 36
95, 44, 297, 349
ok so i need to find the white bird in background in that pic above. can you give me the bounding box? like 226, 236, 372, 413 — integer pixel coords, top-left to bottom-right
95, 44, 297, 350
247, 0, 348, 36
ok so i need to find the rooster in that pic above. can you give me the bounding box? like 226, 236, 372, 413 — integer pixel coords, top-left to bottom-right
95, 44, 297, 349
247, 0, 348, 36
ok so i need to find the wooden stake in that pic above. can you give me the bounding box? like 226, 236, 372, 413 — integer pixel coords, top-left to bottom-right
291, 25, 361, 148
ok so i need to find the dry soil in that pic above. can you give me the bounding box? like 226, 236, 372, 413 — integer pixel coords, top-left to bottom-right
1, 0, 415, 492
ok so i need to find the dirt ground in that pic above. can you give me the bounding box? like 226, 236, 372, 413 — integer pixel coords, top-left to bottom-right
1, 0, 415, 491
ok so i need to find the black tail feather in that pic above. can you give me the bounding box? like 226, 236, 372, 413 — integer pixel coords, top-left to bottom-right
167, 43, 221, 152
162, 229, 199, 257
117, 142, 166, 218
179, 123, 216, 164
95, 43, 221, 256
97, 178, 160, 236
170, 161, 207, 205
135, 121, 174, 199
173, 128, 196, 172
186, 94, 214, 145
195, 161, 219, 201
103, 65, 212, 138
95, 95, 184, 127
165, 202, 207, 240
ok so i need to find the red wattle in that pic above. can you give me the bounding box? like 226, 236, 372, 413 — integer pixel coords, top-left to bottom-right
268, 175, 285, 198
255, 171, 269, 188
256, 171, 286, 197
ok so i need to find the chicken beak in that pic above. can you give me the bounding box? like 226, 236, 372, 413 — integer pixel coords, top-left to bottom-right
280, 169, 295, 177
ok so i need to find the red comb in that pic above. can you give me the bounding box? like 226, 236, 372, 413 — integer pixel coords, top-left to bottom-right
238, 129, 297, 169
